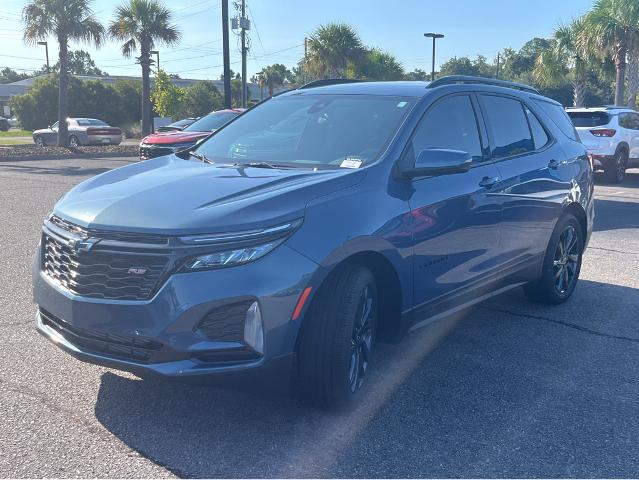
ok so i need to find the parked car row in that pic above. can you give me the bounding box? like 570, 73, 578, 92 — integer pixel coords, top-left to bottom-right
33, 118, 122, 147
139, 108, 245, 159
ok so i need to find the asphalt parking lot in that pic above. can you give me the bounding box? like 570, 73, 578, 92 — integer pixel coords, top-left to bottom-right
1, 156, 638, 478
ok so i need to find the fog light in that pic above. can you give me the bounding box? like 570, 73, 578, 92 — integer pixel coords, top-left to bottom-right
243, 301, 264, 354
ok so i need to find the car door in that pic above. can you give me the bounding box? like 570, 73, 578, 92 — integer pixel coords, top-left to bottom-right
45, 121, 59, 144
626, 112, 639, 159
403, 94, 503, 319
477, 93, 572, 269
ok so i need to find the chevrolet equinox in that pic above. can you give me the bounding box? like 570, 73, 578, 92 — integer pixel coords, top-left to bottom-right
33, 76, 594, 408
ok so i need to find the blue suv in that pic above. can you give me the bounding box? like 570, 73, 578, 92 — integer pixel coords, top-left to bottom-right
33, 76, 594, 408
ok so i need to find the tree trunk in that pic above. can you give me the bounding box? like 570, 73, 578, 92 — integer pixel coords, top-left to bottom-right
614, 45, 627, 106
573, 79, 587, 107
268, 83, 273, 97
140, 43, 152, 136
627, 53, 639, 108
57, 35, 69, 147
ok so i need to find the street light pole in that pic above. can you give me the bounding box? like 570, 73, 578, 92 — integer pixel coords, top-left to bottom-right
150, 50, 160, 72
37, 41, 49, 73
221, 0, 232, 109
423, 33, 444, 81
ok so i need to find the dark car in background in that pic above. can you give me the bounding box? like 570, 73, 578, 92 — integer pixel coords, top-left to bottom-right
33, 118, 122, 147
33, 77, 594, 409
139, 109, 245, 159
156, 117, 200, 132
0, 117, 9, 131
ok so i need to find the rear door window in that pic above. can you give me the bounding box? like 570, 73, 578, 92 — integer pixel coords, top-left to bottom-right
525, 106, 550, 150
480, 95, 534, 158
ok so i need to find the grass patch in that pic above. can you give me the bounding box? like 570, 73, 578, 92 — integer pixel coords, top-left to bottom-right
0, 139, 32, 145
0, 130, 32, 137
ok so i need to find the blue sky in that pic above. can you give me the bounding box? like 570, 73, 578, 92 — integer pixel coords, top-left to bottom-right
0, 0, 594, 80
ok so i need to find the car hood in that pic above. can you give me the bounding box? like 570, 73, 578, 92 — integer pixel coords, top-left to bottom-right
142, 131, 210, 145
53, 155, 364, 235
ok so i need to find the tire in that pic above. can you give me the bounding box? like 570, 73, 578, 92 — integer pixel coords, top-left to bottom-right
296, 264, 377, 409
34, 135, 45, 147
604, 148, 627, 183
68, 135, 80, 148
523, 214, 584, 304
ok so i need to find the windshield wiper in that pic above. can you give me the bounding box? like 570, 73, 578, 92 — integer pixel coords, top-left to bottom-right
188, 151, 214, 164
241, 161, 286, 169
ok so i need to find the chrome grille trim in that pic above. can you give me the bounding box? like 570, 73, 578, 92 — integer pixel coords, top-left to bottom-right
42, 217, 171, 301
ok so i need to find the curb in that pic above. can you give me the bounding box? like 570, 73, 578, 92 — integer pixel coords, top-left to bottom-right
0, 150, 139, 162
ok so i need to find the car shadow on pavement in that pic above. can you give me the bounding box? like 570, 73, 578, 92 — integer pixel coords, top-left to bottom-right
93, 280, 639, 478
593, 198, 639, 232
595, 168, 639, 188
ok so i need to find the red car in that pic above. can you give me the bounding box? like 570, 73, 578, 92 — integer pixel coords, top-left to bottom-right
139, 109, 245, 160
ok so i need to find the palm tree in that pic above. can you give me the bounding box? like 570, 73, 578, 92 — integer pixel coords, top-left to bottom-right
304, 23, 364, 79
22, 0, 104, 146
109, 0, 180, 136
581, 0, 639, 106
259, 64, 290, 97
534, 20, 590, 107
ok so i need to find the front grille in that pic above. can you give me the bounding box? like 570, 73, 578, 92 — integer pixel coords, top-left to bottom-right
40, 308, 162, 362
139, 145, 174, 159
43, 223, 170, 301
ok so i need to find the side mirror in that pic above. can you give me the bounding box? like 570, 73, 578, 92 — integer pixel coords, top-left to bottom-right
401, 149, 473, 178
48, 125, 51, 129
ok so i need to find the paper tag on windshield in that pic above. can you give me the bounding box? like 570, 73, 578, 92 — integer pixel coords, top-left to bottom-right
340, 158, 363, 169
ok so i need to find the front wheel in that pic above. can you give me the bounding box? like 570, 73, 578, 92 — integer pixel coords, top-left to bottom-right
68, 135, 80, 148
523, 214, 584, 304
34, 135, 45, 147
296, 265, 377, 409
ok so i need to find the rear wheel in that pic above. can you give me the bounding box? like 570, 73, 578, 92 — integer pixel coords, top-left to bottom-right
296, 265, 377, 409
604, 148, 627, 183
523, 214, 584, 304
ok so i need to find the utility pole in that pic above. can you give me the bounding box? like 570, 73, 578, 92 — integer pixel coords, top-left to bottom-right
496, 51, 500, 79
150, 50, 160, 72
37, 41, 49, 73
304, 37, 308, 84
222, 0, 232, 108
240, 0, 247, 107
424, 33, 444, 81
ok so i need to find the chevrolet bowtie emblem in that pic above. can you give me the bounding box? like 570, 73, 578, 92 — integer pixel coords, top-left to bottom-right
67, 237, 99, 253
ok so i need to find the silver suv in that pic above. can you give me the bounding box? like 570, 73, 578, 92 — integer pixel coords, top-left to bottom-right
566, 106, 639, 183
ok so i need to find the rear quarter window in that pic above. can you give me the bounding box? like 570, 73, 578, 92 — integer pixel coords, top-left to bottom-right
534, 100, 578, 141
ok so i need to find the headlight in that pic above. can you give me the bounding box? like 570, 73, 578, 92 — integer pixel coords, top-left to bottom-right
182, 241, 281, 270
179, 219, 302, 271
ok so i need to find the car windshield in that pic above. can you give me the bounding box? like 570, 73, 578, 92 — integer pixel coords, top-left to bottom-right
76, 119, 108, 126
567, 111, 610, 127
195, 94, 415, 168
185, 112, 238, 132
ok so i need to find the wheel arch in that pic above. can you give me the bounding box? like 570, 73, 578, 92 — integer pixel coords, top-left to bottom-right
294, 247, 406, 348
563, 201, 588, 241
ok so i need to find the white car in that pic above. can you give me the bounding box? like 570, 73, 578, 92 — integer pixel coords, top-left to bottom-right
566, 106, 639, 183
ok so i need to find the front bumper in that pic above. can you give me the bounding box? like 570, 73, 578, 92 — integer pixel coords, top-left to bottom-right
33, 241, 318, 379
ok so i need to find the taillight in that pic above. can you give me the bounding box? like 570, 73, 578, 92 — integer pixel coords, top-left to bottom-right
589, 129, 616, 137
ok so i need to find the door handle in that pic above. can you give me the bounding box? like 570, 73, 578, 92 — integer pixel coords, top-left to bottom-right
479, 176, 500, 188
548, 159, 563, 169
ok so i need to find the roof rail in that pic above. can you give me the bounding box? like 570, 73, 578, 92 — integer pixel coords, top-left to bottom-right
299, 78, 364, 89
428, 75, 539, 95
